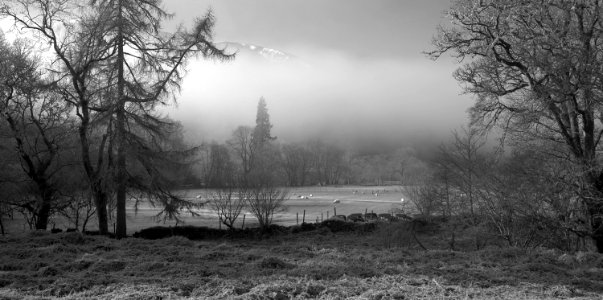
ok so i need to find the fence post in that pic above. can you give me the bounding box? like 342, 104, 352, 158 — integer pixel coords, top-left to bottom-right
296, 212, 299, 225
242, 214, 246, 229
303, 210, 306, 223
334, 207, 337, 216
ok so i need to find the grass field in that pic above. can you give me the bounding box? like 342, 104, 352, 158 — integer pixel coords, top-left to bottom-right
131, 185, 408, 234
4, 186, 409, 235
4, 186, 603, 299
1, 225, 603, 299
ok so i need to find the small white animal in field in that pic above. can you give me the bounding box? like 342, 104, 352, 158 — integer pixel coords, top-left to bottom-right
196, 195, 202, 199
401, 198, 405, 202
333, 199, 340, 203
309, 194, 313, 197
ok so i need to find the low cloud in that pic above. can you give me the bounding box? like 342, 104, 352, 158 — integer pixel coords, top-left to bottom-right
167, 45, 472, 150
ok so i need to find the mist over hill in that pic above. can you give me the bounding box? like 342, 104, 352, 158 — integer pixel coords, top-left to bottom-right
167, 41, 470, 153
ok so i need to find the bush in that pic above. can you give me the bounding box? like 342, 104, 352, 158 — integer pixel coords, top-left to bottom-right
321, 219, 356, 232
300, 222, 317, 232
258, 257, 295, 269
133, 226, 226, 240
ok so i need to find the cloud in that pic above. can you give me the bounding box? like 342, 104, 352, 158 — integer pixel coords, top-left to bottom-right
166, 44, 472, 149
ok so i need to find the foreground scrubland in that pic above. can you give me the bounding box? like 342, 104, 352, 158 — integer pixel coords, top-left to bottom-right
1, 221, 603, 300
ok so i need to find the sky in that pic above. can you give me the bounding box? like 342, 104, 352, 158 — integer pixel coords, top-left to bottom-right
160, 0, 472, 150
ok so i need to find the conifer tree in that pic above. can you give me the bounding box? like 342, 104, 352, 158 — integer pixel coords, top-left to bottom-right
252, 97, 275, 148
92, 0, 232, 238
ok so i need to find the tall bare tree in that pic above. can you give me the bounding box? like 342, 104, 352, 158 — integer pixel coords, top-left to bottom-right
2, 0, 122, 234
429, 0, 603, 252
2, 0, 232, 236
280, 143, 313, 186
228, 125, 256, 176
439, 126, 487, 222
0, 35, 76, 230
206, 143, 234, 188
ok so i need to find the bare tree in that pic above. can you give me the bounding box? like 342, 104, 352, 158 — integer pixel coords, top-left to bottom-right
430, 0, 603, 252
2, 0, 232, 237
228, 126, 256, 176
405, 184, 442, 220
438, 126, 487, 222
280, 143, 313, 186
245, 185, 289, 230
206, 143, 234, 188
309, 140, 346, 185
58, 189, 97, 232
0, 35, 78, 230
1, 0, 123, 234
0, 148, 20, 235
208, 187, 246, 230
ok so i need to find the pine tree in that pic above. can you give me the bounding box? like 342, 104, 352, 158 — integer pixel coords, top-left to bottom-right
252, 97, 275, 148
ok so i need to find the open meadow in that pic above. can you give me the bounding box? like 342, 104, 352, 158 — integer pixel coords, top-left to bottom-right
1, 185, 602, 299
3, 186, 409, 235
1, 221, 603, 299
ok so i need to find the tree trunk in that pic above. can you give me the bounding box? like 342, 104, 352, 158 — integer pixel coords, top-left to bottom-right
114, 0, 127, 239
586, 172, 603, 253
93, 188, 109, 234
0, 214, 4, 236
592, 217, 603, 253
588, 202, 603, 253
35, 198, 51, 230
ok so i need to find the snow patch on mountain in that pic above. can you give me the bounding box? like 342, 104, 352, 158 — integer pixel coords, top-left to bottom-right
217, 42, 301, 64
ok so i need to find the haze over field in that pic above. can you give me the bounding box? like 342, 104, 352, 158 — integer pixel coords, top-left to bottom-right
162, 0, 472, 149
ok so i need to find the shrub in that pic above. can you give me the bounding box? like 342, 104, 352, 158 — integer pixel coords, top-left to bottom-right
258, 257, 295, 269
321, 219, 356, 232
133, 226, 226, 240
300, 222, 317, 232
